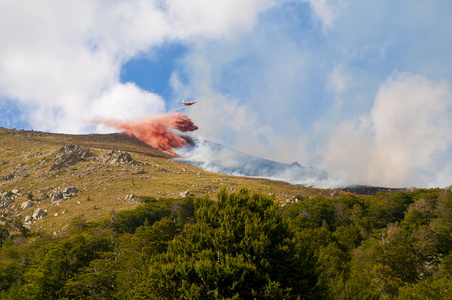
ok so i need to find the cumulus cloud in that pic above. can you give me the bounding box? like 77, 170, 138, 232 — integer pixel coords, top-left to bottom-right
0, 0, 277, 132
320, 72, 452, 187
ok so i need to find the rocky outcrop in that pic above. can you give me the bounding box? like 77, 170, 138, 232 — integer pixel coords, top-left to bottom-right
21, 200, 33, 210
125, 194, 138, 200
36, 157, 48, 165
179, 190, 194, 198
0, 173, 14, 181
24, 208, 47, 224
39, 193, 49, 201
62, 186, 77, 199
98, 150, 137, 166
281, 197, 301, 207
50, 144, 92, 171
0, 196, 13, 209
51, 192, 64, 204
32, 208, 46, 220
50, 186, 78, 204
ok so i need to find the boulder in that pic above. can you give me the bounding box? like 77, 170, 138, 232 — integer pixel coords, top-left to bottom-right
125, 194, 138, 200
39, 193, 49, 201
24, 215, 33, 223
407, 186, 417, 192
21, 200, 33, 210
32, 208, 46, 221
179, 190, 194, 198
51, 192, 64, 204
0, 197, 13, 209
62, 186, 77, 199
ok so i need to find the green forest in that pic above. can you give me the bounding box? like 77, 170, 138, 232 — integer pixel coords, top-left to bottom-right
1, 187, 452, 299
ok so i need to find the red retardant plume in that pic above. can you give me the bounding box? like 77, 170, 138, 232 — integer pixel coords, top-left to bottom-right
95, 113, 198, 156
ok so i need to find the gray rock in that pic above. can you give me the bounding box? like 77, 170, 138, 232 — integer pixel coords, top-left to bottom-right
11, 188, 20, 194
62, 186, 77, 199
39, 193, 49, 201
284, 197, 300, 205
0, 173, 14, 181
0, 197, 13, 209
51, 192, 64, 204
32, 208, 46, 221
21, 200, 33, 210
24, 215, 33, 223
179, 190, 194, 198
50, 144, 92, 171
36, 157, 48, 165
125, 194, 138, 200
99, 150, 138, 166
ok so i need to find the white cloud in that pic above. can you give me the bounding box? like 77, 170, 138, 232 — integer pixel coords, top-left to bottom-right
328, 64, 352, 95
89, 82, 166, 121
0, 0, 278, 133
303, 0, 344, 29
320, 72, 452, 187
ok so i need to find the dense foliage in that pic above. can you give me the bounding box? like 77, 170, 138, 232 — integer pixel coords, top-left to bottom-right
1, 188, 452, 299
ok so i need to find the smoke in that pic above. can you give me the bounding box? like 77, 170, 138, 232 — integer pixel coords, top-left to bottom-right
95, 112, 198, 156
168, 2, 452, 188
174, 137, 328, 186
318, 72, 452, 188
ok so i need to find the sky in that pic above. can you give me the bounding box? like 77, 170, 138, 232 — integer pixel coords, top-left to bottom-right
1, 0, 452, 188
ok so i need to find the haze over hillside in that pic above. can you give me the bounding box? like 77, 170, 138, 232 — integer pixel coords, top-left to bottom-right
174, 136, 329, 186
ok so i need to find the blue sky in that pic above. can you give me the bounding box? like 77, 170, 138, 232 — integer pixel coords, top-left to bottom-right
1, 0, 452, 187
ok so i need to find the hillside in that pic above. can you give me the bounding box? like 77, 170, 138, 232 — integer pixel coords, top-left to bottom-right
3, 127, 452, 299
0, 127, 344, 234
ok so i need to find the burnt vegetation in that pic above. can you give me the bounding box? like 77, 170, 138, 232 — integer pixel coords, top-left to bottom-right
1, 187, 452, 299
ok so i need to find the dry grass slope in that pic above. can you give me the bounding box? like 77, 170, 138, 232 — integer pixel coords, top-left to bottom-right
0, 127, 346, 234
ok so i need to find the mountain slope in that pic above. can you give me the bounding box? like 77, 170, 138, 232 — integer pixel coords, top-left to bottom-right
0, 127, 344, 234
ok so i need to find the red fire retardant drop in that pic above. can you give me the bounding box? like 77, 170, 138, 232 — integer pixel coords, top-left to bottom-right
96, 113, 198, 156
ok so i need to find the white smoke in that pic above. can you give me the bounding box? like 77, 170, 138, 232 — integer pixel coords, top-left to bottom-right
174, 137, 328, 187
319, 72, 452, 188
